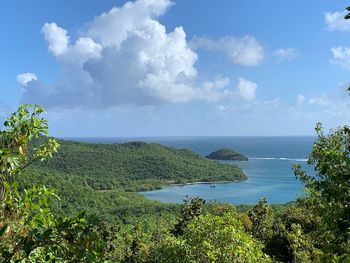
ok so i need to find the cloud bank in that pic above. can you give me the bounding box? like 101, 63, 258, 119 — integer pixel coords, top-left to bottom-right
18, 0, 259, 110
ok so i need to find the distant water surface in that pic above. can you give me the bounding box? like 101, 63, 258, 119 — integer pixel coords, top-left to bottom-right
63, 136, 316, 204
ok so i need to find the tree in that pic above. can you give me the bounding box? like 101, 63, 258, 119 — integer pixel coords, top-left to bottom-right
249, 198, 274, 242
294, 123, 350, 259
0, 104, 59, 199
151, 211, 272, 263
172, 197, 205, 236
0, 105, 107, 262
345, 6, 350, 20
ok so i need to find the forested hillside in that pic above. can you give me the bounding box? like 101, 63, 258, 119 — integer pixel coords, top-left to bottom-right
22, 138, 245, 221
29, 139, 246, 191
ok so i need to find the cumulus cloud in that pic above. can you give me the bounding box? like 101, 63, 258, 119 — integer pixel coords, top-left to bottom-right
86, 0, 173, 47
197, 76, 230, 101
330, 46, 350, 70
42, 23, 70, 56
16, 73, 38, 86
325, 11, 350, 31
20, 0, 254, 109
235, 78, 257, 101
191, 35, 264, 66
273, 48, 299, 61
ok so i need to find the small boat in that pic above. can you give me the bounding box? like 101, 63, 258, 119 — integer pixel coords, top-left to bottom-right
210, 184, 216, 188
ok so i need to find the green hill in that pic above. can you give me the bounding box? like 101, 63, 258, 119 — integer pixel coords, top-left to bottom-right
206, 148, 248, 161
24, 139, 246, 221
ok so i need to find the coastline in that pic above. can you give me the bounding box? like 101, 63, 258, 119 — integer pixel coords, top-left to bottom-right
168, 179, 241, 187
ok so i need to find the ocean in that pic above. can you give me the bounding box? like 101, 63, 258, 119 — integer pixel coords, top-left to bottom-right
65, 136, 316, 205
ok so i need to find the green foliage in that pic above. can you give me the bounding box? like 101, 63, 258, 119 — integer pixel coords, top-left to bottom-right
28, 140, 246, 192
0, 104, 59, 187
286, 223, 322, 262
172, 197, 205, 236
10, 103, 350, 262
249, 198, 274, 242
22, 138, 245, 220
0, 182, 106, 262
245, 201, 323, 262
294, 124, 350, 258
0, 105, 106, 262
150, 212, 272, 263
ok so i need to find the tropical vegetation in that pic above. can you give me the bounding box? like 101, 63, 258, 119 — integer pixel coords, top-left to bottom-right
2, 101, 350, 262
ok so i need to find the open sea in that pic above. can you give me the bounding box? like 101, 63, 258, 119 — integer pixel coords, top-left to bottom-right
65, 136, 316, 205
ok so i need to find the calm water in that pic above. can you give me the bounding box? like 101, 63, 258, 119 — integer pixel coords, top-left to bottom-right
65, 136, 316, 205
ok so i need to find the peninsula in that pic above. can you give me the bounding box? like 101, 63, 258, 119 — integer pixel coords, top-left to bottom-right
25, 139, 247, 219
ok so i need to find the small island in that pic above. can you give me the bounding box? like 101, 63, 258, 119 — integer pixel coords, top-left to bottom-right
206, 148, 248, 161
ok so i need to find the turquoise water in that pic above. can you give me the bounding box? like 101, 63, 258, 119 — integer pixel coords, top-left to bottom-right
139, 137, 315, 204
65, 136, 316, 205
142, 158, 310, 204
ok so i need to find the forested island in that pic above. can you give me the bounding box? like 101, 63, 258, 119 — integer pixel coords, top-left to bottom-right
206, 148, 248, 161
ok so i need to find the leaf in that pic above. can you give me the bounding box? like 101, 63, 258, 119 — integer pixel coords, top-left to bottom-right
42, 228, 53, 239
0, 224, 8, 237
19, 145, 24, 155
23, 239, 35, 256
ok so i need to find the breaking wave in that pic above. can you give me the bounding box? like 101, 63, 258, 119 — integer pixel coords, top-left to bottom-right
249, 157, 308, 162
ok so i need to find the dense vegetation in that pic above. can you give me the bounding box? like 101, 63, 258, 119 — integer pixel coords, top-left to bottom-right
0, 105, 107, 262
20, 138, 245, 222
206, 148, 248, 161
0, 106, 270, 262
28, 139, 246, 192
4, 91, 350, 262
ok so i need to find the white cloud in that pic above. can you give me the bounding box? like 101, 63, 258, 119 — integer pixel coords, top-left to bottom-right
198, 76, 230, 101
263, 97, 280, 106
210, 84, 350, 136
235, 78, 257, 101
21, 0, 253, 109
191, 35, 264, 66
330, 46, 350, 70
198, 77, 258, 102
308, 95, 330, 106
273, 48, 299, 61
202, 77, 230, 91
86, 0, 173, 47
42, 23, 70, 56
16, 73, 38, 86
214, 104, 231, 111
325, 11, 350, 31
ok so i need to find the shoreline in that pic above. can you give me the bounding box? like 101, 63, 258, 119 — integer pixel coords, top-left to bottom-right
168, 179, 241, 187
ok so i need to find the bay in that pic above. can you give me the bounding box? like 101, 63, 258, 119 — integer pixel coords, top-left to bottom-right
64, 136, 316, 204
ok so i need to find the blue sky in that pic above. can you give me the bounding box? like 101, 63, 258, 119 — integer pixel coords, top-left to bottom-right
1, 0, 350, 136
